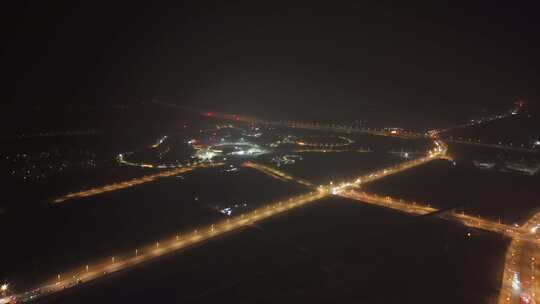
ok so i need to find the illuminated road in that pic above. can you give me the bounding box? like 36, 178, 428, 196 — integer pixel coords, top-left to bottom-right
340, 191, 436, 215
428, 102, 521, 137
148, 100, 540, 304
247, 140, 540, 304
52, 163, 224, 204
429, 114, 510, 137
292, 148, 370, 153
242, 139, 448, 195
151, 101, 425, 139
294, 136, 355, 148
241, 162, 314, 187
7, 140, 447, 302
445, 138, 540, 154
340, 190, 518, 236
498, 212, 540, 304
6, 191, 328, 303
149, 135, 168, 149
242, 140, 449, 197
330, 139, 450, 189
5, 137, 522, 304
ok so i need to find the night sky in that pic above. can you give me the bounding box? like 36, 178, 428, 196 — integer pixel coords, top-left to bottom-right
5, 2, 540, 122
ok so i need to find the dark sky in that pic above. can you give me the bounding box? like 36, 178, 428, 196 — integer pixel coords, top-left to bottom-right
5, 1, 540, 123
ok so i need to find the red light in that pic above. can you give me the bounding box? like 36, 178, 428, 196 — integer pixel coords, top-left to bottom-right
204, 112, 213, 117
235, 115, 240, 121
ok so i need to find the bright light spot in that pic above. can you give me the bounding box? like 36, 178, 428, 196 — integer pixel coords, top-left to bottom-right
512, 272, 521, 290
220, 207, 232, 216
534, 141, 540, 146
196, 149, 217, 161
531, 225, 539, 233
0, 284, 7, 292
521, 294, 532, 304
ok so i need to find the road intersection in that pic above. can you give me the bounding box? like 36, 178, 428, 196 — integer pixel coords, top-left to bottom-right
4, 110, 537, 304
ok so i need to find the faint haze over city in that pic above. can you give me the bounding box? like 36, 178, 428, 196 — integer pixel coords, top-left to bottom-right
4, 2, 540, 125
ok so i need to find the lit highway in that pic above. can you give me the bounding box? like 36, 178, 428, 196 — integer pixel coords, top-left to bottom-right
244, 144, 517, 238
143, 100, 540, 304
445, 138, 540, 154
241, 161, 314, 187
340, 190, 518, 236
336, 139, 450, 187
497, 212, 540, 304
152, 101, 425, 139
5, 139, 447, 302
5, 191, 328, 303
241, 139, 448, 196
5, 133, 534, 304
428, 102, 521, 137
149, 135, 168, 149
52, 163, 224, 204
340, 190, 437, 215
292, 148, 363, 153
242, 140, 449, 197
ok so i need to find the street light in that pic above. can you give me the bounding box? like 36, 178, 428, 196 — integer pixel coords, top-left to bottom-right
1, 283, 8, 292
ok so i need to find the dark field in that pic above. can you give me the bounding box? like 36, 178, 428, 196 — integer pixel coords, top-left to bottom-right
364, 157, 540, 224
0, 167, 307, 290
36, 198, 507, 304
257, 134, 430, 185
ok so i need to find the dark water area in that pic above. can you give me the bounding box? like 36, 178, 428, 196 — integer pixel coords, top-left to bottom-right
364, 157, 540, 224
1, 167, 306, 290
36, 198, 507, 304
